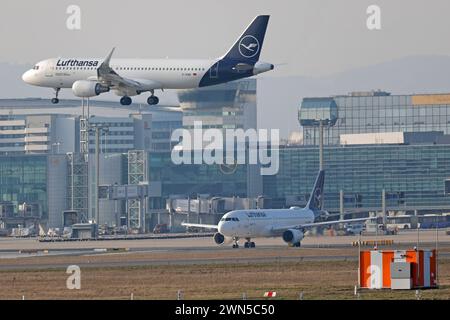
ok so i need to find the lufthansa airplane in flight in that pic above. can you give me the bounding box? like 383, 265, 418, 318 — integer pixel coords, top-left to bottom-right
182, 171, 377, 248
22, 15, 273, 106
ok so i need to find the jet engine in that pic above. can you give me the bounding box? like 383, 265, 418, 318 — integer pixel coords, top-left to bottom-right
213, 232, 233, 245
253, 62, 274, 75
282, 229, 304, 247
72, 80, 110, 97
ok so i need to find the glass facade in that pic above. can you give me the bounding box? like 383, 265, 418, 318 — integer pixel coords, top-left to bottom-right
300, 92, 450, 145
0, 155, 47, 216
299, 97, 338, 127
149, 152, 248, 200
179, 80, 257, 136
264, 145, 450, 212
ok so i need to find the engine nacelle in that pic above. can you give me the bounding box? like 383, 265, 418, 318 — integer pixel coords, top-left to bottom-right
253, 62, 274, 75
72, 80, 110, 98
282, 229, 304, 246
213, 232, 232, 245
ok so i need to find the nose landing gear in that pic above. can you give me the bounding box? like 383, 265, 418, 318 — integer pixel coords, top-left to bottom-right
51, 88, 60, 104
232, 237, 240, 248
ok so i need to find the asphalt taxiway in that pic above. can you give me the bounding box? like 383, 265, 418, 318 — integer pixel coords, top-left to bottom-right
0, 230, 448, 271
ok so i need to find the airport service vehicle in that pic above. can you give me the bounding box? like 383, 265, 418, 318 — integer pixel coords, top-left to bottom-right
345, 223, 365, 235
418, 213, 450, 229
22, 15, 273, 106
182, 171, 377, 248
386, 214, 419, 230
153, 223, 170, 234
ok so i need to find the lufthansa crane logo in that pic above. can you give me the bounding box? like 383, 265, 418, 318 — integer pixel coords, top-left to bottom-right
238, 35, 260, 58
314, 188, 322, 207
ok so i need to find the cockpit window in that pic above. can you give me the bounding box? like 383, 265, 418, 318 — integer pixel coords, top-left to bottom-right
33, 65, 40, 70
221, 217, 239, 222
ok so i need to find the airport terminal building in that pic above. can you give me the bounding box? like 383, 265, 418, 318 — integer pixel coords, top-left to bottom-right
0, 98, 182, 230
264, 91, 450, 214
3, 86, 450, 233
0, 80, 260, 232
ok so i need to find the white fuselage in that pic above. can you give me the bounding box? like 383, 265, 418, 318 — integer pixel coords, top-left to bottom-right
22, 15, 274, 102
217, 208, 315, 239
22, 57, 216, 94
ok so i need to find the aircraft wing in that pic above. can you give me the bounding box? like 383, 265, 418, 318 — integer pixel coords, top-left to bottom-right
271, 216, 380, 233
96, 48, 162, 91
181, 222, 219, 230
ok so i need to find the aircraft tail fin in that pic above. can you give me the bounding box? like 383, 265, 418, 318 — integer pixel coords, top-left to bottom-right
222, 15, 269, 63
306, 170, 325, 213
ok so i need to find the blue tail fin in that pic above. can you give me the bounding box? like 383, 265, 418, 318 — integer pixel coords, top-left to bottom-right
223, 15, 269, 63
306, 170, 325, 211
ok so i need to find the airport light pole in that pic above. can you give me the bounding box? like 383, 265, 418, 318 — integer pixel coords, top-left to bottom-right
381, 189, 386, 226
319, 119, 324, 171
89, 123, 109, 229
339, 190, 344, 223
95, 127, 100, 227
436, 214, 439, 286
358, 231, 362, 288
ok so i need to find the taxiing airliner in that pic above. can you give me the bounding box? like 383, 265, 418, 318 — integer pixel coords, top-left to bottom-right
182, 171, 376, 248
22, 15, 273, 106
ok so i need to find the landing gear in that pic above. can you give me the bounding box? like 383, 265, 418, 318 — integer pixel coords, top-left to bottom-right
51, 88, 60, 104
232, 237, 239, 248
244, 238, 256, 248
293, 242, 301, 247
147, 95, 159, 105
120, 96, 132, 106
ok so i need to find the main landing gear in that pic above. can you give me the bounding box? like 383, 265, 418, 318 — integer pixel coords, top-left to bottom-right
232, 238, 256, 248
120, 96, 132, 106
244, 238, 256, 248
147, 89, 159, 105
147, 95, 159, 105
51, 88, 60, 104
119, 94, 159, 106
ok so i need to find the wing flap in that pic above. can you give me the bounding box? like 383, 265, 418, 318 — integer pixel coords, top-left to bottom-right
271, 216, 379, 233
96, 48, 162, 92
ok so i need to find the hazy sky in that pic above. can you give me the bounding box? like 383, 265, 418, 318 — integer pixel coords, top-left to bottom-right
2, 0, 450, 77
3, 0, 450, 138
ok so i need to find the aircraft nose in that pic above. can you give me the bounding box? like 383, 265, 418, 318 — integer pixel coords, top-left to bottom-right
22, 70, 33, 84
218, 222, 228, 235
22, 70, 30, 83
